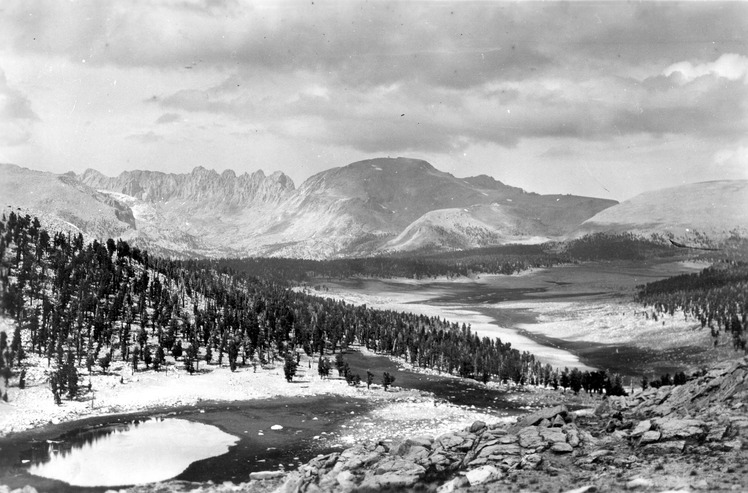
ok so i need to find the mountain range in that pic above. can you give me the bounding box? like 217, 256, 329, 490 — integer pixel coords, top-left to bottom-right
1, 157, 745, 258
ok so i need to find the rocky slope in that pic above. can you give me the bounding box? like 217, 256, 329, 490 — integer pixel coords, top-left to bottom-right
574, 180, 748, 245
3, 158, 617, 258
108, 356, 748, 493
0, 163, 136, 241
271, 357, 747, 492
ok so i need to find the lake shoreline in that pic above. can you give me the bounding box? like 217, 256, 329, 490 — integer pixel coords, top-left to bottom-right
0, 344, 485, 438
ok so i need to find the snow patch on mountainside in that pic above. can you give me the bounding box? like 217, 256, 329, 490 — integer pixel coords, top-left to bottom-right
97, 190, 160, 224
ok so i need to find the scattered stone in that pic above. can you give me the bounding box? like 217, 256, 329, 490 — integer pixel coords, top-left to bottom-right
652, 417, 706, 441
249, 470, 285, 480
482, 443, 521, 457
706, 425, 728, 442
392, 439, 431, 463
518, 426, 545, 449
407, 436, 434, 448
465, 465, 500, 485
723, 439, 742, 450
551, 442, 574, 453
631, 419, 652, 437
467, 457, 489, 467
498, 434, 518, 444
691, 479, 710, 490
563, 486, 596, 493
274, 357, 748, 493
639, 430, 661, 444
626, 477, 653, 489
539, 427, 566, 444
588, 449, 613, 460
566, 428, 581, 447
358, 471, 421, 490
469, 420, 487, 433
436, 476, 469, 493
643, 440, 685, 454
519, 452, 543, 470
511, 405, 569, 430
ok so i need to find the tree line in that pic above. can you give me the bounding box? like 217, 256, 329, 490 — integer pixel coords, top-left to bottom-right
208, 233, 681, 283
635, 261, 748, 351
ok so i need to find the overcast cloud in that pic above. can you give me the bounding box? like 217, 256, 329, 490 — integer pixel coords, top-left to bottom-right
0, 0, 746, 200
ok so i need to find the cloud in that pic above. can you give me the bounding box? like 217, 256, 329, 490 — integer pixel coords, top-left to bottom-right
572, 3, 748, 67
126, 131, 163, 144
155, 113, 182, 124
0, 1, 571, 88
539, 145, 579, 159
713, 145, 748, 179
4, 1, 746, 175
0, 67, 39, 146
150, 54, 748, 156
664, 54, 748, 83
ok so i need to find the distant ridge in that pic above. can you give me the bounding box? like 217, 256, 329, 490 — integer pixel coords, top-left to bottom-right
574, 180, 748, 243
1, 158, 620, 258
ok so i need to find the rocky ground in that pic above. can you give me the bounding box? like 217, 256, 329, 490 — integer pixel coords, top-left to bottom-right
102, 356, 747, 493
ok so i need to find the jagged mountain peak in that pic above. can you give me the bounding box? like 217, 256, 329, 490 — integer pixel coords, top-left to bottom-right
77, 166, 295, 207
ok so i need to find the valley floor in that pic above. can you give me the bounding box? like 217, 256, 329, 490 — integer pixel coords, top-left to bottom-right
311, 261, 730, 378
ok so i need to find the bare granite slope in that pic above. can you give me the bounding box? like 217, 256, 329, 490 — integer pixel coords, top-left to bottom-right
575, 180, 748, 244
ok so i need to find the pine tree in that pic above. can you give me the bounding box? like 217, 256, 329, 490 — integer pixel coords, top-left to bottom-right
65, 352, 79, 399
98, 353, 111, 373
317, 357, 331, 378
228, 339, 239, 372
143, 346, 153, 368
153, 346, 165, 371
172, 340, 183, 360
382, 371, 396, 391
283, 353, 298, 382
131, 346, 139, 373
11, 324, 24, 365
569, 368, 583, 395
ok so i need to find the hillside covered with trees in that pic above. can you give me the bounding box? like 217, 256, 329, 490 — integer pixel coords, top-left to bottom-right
0, 211, 555, 404
636, 261, 748, 351
212, 233, 680, 283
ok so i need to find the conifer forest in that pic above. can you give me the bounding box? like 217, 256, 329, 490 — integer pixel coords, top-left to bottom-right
0, 212, 551, 404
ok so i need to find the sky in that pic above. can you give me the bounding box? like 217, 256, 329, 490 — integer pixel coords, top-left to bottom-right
0, 1, 746, 201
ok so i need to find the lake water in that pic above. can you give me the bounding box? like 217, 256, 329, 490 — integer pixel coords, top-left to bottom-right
1, 352, 523, 492
27, 418, 238, 487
